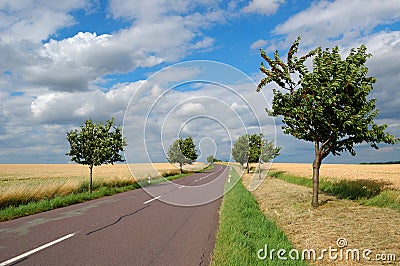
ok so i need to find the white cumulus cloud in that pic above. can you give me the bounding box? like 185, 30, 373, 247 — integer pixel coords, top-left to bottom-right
242, 0, 285, 15
274, 0, 400, 47
250, 39, 267, 50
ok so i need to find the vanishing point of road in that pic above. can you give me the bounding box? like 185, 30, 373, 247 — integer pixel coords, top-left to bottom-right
0, 164, 229, 265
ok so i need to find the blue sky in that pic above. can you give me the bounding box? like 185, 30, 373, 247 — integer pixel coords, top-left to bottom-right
0, 0, 399, 164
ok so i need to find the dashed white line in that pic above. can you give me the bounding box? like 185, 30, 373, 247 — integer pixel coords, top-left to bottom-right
143, 196, 161, 204
0, 233, 75, 266
178, 185, 185, 189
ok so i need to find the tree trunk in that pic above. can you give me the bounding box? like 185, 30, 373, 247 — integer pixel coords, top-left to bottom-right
180, 162, 183, 174
312, 154, 321, 208
247, 161, 249, 173
89, 165, 93, 193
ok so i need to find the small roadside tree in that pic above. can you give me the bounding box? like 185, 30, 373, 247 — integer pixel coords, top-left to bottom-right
261, 138, 281, 163
249, 133, 280, 174
232, 133, 280, 173
207, 155, 215, 164
248, 133, 262, 172
231, 135, 249, 170
167, 137, 198, 174
257, 37, 398, 207
66, 118, 126, 193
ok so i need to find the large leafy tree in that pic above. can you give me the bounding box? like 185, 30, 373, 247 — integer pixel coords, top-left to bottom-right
257, 37, 398, 207
167, 137, 198, 174
66, 118, 126, 193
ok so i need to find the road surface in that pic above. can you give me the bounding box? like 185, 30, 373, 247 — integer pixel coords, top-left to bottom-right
0, 164, 229, 265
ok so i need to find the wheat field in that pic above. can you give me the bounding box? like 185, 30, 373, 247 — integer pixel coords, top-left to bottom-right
269, 163, 400, 190
0, 162, 205, 208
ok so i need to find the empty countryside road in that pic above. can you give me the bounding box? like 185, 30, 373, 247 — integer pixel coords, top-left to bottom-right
0, 164, 229, 266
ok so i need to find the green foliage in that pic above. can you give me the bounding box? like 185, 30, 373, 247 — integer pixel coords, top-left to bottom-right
232, 134, 280, 168
248, 134, 262, 164
270, 171, 383, 200
167, 137, 198, 173
261, 139, 281, 162
232, 135, 250, 167
360, 190, 400, 212
212, 168, 306, 266
0, 183, 140, 221
66, 117, 126, 192
0, 171, 193, 221
207, 155, 215, 163
258, 37, 397, 159
361, 161, 400, 165
257, 36, 398, 206
66, 118, 126, 166
269, 171, 400, 213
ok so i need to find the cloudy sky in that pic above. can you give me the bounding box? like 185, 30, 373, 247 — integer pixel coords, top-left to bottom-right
0, 0, 399, 164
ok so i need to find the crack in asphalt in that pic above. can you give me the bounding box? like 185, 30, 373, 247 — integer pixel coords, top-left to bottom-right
85, 205, 149, 236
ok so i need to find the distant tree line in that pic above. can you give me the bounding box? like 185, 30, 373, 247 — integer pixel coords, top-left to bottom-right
360, 161, 400, 165
207, 155, 222, 164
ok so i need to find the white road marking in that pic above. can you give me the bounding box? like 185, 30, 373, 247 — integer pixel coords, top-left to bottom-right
0, 233, 75, 266
178, 185, 185, 188
143, 196, 161, 204
193, 166, 223, 183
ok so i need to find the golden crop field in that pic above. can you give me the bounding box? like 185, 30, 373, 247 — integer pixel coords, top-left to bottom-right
0, 162, 206, 208
239, 163, 400, 265
269, 163, 400, 190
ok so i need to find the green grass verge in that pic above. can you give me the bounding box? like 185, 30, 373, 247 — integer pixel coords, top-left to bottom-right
269, 171, 400, 212
211, 168, 308, 266
0, 172, 189, 222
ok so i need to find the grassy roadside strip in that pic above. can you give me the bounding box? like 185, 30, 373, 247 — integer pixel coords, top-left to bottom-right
211, 168, 307, 266
269, 171, 400, 212
0, 171, 191, 222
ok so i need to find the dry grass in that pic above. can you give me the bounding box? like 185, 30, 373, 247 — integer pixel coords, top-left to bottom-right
241, 167, 400, 265
0, 162, 205, 208
269, 163, 400, 190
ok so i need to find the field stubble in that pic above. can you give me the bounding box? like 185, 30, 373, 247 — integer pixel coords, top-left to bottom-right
242, 163, 400, 265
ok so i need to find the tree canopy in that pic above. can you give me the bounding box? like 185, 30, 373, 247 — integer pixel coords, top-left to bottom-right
257, 36, 398, 207
232, 133, 280, 173
207, 155, 215, 164
66, 118, 126, 192
167, 137, 198, 174
231, 135, 249, 169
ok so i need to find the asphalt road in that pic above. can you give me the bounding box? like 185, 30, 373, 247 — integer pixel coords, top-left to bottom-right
0, 164, 229, 266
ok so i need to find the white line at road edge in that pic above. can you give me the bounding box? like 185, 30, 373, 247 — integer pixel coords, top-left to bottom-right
143, 196, 161, 204
0, 233, 75, 266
